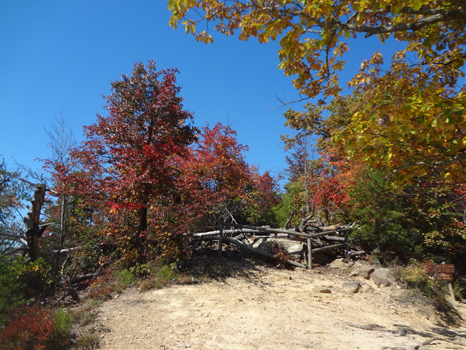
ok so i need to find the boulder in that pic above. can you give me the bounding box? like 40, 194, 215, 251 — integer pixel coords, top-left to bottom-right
360, 266, 375, 279
252, 238, 304, 254
371, 268, 391, 286
329, 258, 348, 269
359, 284, 372, 293
342, 282, 360, 293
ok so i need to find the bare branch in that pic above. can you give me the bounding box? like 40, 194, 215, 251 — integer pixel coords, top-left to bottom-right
335, 9, 465, 38
389, 149, 466, 179
52, 246, 82, 254
19, 177, 58, 195
0, 232, 27, 240
0, 247, 27, 260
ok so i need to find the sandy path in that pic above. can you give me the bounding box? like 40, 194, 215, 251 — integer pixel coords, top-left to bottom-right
94, 257, 466, 350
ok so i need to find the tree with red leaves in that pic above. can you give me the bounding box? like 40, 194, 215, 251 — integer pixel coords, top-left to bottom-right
307, 152, 350, 224
245, 167, 280, 224
49, 61, 196, 260
177, 123, 253, 231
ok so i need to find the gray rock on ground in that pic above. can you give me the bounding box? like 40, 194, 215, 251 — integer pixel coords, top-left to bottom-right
360, 267, 375, 279
342, 282, 360, 293
349, 266, 375, 279
252, 238, 304, 254
311, 287, 332, 293
329, 258, 349, 269
371, 268, 391, 286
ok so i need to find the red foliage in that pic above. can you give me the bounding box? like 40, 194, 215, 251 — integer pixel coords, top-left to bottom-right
0, 307, 56, 350
245, 166, 281, 222
264, 240, 288, 267
45, 61, 197, 260
176, 123, 253, 230
307, 152, 351, 221
44, 62, 280, 262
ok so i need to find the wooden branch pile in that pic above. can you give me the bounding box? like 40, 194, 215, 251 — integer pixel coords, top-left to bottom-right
187, 222, 353, 269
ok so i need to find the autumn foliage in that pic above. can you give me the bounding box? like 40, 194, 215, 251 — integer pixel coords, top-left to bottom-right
45, 61, 280, 265
170, 0, 466, 185
0, 307, 57, 350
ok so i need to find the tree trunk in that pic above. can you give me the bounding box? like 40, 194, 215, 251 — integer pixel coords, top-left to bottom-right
137, 205, 148, 254
24, 184, 47, 261
52, 195, 67, 277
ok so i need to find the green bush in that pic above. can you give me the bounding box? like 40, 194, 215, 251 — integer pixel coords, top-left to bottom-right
271, 181, 307, 228
347, 170, 420, 255
115, 269, 135, 286
158, 265, 177, 283
0, 257, 52, 324
52, 306, 73, 338
0, 261, 24, 321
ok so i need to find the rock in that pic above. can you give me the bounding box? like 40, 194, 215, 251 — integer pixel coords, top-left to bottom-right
371, 268, 391, 286
252, 238, 304, 254
349, 270, 359, 277
360, 266, 375, 279
329, 258, 348, 269
359, 284, 372, 293
311, 286, 332, 293
342, 282, 360, 293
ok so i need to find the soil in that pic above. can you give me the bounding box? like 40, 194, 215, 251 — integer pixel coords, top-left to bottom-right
92, 251, 466, 350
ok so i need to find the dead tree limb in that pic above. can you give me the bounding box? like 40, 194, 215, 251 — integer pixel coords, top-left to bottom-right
24, 184, 46, 261
284, 210, 294, 229
222, 236, 308, 269
0, 247, 28, 260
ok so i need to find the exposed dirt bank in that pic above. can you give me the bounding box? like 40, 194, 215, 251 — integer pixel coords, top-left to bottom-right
93, 254, 466, 350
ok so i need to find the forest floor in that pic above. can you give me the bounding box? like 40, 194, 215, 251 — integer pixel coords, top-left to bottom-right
90, 250, 466, 350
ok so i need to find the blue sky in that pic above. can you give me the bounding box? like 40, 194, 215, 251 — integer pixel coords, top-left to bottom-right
0, 1, 400, 183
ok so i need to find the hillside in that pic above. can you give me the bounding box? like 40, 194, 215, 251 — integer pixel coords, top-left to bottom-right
91, 254, 466, 350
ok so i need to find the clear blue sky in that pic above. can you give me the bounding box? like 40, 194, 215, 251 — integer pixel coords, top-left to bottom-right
0, 1, 399, 182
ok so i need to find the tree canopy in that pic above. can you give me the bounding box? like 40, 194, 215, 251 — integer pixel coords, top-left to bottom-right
49, 61, 197, 261
169, 0, 466, 184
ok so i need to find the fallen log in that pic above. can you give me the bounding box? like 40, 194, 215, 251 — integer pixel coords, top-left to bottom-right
307, 230, 349, 238
190, 236, 219, 242
71, 273, 96, 284
187, 228, 269, 237
221, 236, 307, 269
312, 243, 345, 253
221, 222, 314, 238
322, 235, 345, 242
52, 246, 82, 254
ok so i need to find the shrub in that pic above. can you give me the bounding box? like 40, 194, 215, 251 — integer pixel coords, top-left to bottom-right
0, 306, 56, 350
394, 260, 462, 325
0, 257, 52, 325
87, 274, 115, 300
52, 307, 73, 339
158, 265, 177, 283
347, 170, 419, 254
264, 240, 288, 268
115, 269, 136, 291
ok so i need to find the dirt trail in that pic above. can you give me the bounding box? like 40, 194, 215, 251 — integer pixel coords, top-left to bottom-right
94, 256, 466, 350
